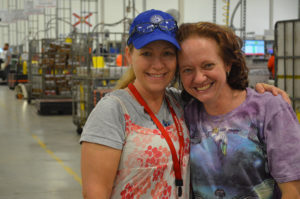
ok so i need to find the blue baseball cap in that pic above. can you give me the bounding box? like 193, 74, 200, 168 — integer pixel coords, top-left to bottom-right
127, 9, 180, 50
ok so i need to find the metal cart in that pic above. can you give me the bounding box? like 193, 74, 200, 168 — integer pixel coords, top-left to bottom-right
27, 38, 76, 114
275, 19, 300, 121
71, 32, 128, 134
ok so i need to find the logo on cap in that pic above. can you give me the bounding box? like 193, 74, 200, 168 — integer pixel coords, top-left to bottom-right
150, 15, 163, 24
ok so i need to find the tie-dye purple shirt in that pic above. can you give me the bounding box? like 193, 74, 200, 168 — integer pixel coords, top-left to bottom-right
185, 87, 300, 199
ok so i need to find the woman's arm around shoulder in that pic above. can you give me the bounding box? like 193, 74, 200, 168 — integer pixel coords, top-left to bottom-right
255, 83, 291, 104
278, 180, 300, 199
81, 142, 122, 199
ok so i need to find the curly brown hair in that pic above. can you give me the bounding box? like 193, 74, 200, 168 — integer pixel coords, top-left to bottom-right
176, 22, 249, 90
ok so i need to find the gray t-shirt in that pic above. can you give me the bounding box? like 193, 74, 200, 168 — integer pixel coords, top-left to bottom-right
80, 87, 191, 198
80, 87, 184, 149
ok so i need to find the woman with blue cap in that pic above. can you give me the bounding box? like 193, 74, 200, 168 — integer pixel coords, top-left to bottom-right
80, 9, 290, 199
80, 9, 190, 198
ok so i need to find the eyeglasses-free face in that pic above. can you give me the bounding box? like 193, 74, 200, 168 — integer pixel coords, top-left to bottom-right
127, 19, 178, 45
126, 40, 177, 96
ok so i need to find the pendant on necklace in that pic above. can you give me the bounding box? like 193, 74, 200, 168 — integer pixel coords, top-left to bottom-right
212, 127, 219, 134
163, 120, 170, 127
221, 143, 227, 155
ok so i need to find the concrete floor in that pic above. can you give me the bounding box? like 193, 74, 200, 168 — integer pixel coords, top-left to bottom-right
0, 85, 82, 199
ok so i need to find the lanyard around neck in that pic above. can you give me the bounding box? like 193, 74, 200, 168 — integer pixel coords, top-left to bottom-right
128, 83, 184, 197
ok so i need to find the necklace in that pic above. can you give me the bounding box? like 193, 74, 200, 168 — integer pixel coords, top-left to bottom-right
160, 99, 171, 127
203, 90, 246, 156
211, 116, 226, 135
127, 87, 171, 127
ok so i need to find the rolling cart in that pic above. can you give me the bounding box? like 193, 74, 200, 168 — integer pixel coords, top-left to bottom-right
27, 38, 75, 115
71, 32, 128, 134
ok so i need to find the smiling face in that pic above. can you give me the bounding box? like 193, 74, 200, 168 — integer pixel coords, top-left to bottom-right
178, 36, 231, 106
126, 40, 177, 96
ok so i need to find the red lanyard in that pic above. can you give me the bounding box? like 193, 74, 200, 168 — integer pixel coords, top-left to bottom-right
128, 83, 185, 197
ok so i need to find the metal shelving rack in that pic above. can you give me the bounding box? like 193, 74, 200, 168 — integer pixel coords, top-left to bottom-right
28, 9, 41, 41
211, 0, 246, 40
44, 0, 72, 39
56, 0, 72, 38
70, 33, 91, 133
8, 0, 16, 45
0, 1, 9, 46
71, 0, 100, 133
79, 0, 99, 34
0, 23, 9, 49
70, 0, 135, 134
229, 0, 247, 41
5, 1, 27, 88
27, 37, 76, 114
275, 19, 300, 119
27, 39, 42, 101
16, 0, 26, 50
4, 0, 28, 47
44, 5, 56, 39
71, 31, 129, 134
25, 0, 76, 114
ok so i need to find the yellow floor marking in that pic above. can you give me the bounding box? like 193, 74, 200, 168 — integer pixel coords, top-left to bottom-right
32, 134, 82, 185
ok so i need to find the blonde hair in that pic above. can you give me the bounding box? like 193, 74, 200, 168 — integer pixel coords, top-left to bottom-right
114, 45, 136, 90
114, 67, 135, 89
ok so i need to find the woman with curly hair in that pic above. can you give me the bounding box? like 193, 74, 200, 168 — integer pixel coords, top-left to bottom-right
177, 22, 300, 199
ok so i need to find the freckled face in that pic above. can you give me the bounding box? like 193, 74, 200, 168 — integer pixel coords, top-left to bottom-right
178, 37, 231, 106
126, 40, 177, 95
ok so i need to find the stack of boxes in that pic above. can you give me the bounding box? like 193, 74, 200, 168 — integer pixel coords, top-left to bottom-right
41, 41, 73, 97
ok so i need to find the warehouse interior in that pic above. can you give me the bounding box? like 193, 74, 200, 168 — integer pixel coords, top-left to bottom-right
0, 0, 299, 198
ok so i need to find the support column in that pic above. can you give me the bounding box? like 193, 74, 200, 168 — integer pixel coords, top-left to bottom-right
178, 0, 184, 24
269, 0, 274, 30
143, 0, 146, 11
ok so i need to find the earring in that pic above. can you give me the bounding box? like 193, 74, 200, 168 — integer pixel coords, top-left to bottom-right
226, 71, 230, 78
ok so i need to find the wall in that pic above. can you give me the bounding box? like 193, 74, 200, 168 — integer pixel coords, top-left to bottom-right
100, 0, 299, 36
0, 0, 299, 46
93, 0, 299, 37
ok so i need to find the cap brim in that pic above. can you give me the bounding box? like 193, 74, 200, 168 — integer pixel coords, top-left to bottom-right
132, 30, 181, 50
